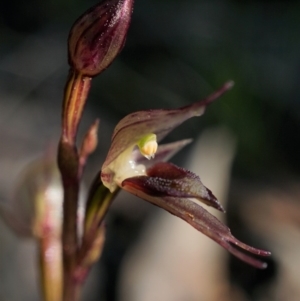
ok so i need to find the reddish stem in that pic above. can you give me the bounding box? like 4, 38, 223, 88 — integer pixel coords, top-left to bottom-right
58, 69, 91, 301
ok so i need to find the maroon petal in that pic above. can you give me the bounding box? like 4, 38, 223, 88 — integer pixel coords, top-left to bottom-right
121, 183, 271, 268
123, 162, 225, 212
102, 81, 233, 171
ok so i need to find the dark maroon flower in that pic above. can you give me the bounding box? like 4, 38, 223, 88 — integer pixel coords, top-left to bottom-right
100, 81, 271, 268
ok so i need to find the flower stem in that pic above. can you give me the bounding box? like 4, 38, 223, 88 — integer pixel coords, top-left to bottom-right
58, 133, 80, 301
39, 236, 63, 301
78, 177, 119, 268
62, 70, 92, 144
58, 69, 91, 301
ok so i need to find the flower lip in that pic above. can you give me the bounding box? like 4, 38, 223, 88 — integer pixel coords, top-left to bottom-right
101, 139, 193, 192
123, 162, 225, 213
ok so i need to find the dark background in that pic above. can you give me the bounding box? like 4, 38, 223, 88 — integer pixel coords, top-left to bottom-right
2, 0, 300, 176
0, 0, 300, 300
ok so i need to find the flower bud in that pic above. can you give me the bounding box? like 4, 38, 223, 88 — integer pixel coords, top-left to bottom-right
68, 0, 134, 76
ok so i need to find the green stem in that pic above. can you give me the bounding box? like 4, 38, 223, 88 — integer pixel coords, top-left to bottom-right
39, 236, 63, 301
78, 175, 119, 269
37, 160, 63, 301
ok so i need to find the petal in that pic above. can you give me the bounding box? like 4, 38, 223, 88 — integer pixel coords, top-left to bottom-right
121, 182, 271, 268
102, 81, 234, 171
123, 162, 225, 212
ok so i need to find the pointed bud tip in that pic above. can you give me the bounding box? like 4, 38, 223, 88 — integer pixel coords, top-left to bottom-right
80, 119, 100, 157
205, 189, 226, 213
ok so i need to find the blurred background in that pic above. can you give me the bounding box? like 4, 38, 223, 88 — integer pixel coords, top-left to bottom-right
0, 0, 300, 300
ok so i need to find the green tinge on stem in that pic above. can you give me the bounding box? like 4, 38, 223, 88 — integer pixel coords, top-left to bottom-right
78, 174, 120, 268
39, 237, 63, 301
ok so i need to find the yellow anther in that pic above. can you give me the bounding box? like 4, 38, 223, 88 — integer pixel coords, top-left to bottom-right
137, 133, 158, 159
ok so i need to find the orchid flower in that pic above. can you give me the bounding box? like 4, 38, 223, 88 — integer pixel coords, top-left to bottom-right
100, 81, 271, 268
